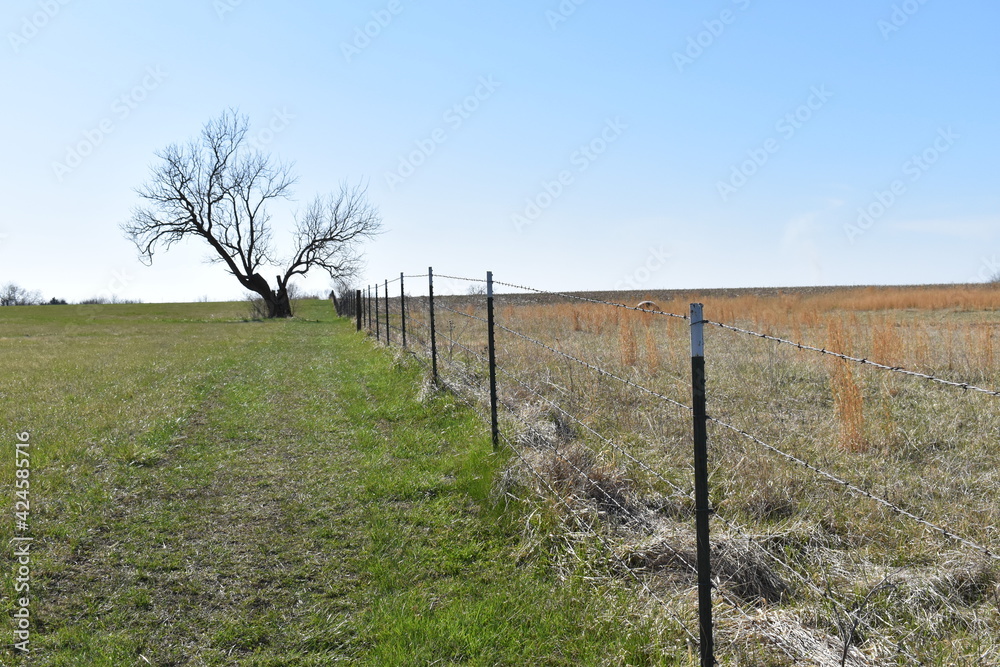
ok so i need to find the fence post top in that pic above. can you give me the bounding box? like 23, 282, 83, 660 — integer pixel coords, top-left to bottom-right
690, 303, 705, 358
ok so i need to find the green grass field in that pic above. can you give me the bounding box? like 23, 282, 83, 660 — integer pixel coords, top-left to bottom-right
0, 300, 687, 666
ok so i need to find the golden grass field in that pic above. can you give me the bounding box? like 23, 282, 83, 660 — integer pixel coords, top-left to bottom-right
392, 282, 1000, 665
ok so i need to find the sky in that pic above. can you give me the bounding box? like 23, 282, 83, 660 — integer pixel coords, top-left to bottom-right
1, 0, 998, 302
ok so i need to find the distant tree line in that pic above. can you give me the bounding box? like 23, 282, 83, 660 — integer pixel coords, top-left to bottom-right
1, 283, 45, 306
0, 282, 141, 307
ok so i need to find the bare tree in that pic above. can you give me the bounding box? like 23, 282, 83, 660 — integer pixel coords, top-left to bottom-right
0, 283, 42, 306
122, 110, 381, 317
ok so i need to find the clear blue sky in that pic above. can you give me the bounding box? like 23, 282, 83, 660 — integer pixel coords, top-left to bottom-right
2, 0, 998, 301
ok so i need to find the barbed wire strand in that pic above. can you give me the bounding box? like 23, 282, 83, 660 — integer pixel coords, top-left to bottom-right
366, 276, 402, 288
435, 330, 695, 504
493, 363, 693, 497
436, 302, 489, 324
706, 416, 999, 562
436, 355, 495, 420
492, 279, 690, 321
706, 319, 1000, 398
496, 323, 693, 414
439, 301, 692, 393
434, 273, 488, 285
494, 400, 702, 642
396, 272, 691, 320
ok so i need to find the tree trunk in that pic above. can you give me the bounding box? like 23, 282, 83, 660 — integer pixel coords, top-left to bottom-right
270, 274, 293, 318
246, 274, 293, 318
270, 287, 292, 318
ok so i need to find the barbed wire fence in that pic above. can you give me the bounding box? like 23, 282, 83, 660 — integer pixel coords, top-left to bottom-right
349, 268, 1000, 666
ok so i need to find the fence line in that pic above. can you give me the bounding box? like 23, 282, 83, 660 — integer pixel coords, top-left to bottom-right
429, 308, 846, 662
351, 269, 999, 664
436, 302, 490, 324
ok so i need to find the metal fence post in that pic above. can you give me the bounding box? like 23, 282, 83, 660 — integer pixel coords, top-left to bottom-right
486, 271, 499, 451
400, 272, 407, 349
428, 267, 438, 384
385, 279, 390, 346
366, 286, 372, 331
375, 283, 381, 341
690, 303, 714, 667
356, 289, 362, 332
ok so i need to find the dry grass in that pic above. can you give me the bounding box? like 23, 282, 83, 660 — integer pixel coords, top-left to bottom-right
827, 319, 868, 452
396, 282, 1000, 664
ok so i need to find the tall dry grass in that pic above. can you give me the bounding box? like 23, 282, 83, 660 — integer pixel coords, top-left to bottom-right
618, 320, 638, 367
828, 318, 868, 452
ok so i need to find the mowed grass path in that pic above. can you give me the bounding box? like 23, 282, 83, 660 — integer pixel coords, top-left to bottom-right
1, 301, 678, 666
